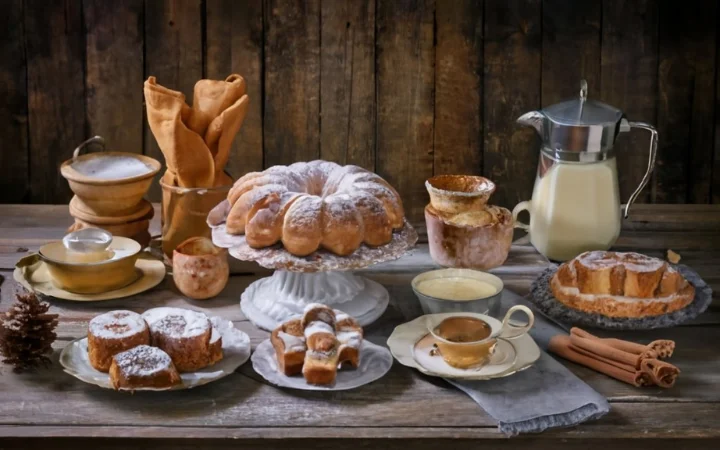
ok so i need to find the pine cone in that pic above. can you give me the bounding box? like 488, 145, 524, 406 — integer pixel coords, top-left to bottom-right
0, 290, 59, 373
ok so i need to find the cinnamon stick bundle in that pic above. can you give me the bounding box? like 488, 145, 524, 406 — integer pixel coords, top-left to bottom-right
548, 327, 680, 388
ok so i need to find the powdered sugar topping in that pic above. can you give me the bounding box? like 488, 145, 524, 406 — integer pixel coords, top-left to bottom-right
113, 345, 173, 377
336, 330, 362, 349
577, 251, 666, 273
278, 331, 306, 353
304, 321, 334, 339
89, 310, 147, 339
142, 307, 210, 339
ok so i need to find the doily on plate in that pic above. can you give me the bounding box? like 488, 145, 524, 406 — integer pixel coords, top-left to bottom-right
208, 199, 418, 272
529, 264, 712, 330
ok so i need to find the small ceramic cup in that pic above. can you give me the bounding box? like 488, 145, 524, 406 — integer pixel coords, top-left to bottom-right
427, 306, 535, 369
172, 237, 229, 300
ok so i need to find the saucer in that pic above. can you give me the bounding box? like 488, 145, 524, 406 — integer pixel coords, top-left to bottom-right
251, 339, 393, 391
14, 253, 166, 301
387, 312, 541, 380
412, 334, 517, 378
60, 316, 250, 391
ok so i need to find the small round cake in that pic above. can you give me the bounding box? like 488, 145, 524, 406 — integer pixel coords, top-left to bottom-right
109, 345, 181, 390
87, 310, 150, 372
142, 307, 223, 372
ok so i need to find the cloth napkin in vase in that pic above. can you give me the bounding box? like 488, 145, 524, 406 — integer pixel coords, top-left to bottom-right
445, 289, 610, 436
144, 74, 249, 188
144, 75, 249, 251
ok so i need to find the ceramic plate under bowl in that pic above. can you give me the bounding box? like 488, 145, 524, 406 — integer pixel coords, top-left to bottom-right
14, 253, 165, 301
387, 312, 541, 380
251, 339, 393, 391
59, 316, 250, 391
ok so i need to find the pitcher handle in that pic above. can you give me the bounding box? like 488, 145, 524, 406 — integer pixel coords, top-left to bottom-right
623, 122, 657, 219
72, 136, 105, 160
512, 201, 531, 231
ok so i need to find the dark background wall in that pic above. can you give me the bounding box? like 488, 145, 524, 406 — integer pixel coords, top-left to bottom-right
1, 0, 718, 224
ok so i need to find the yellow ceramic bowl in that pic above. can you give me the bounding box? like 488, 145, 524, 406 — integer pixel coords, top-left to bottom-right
38, 237, 142, 294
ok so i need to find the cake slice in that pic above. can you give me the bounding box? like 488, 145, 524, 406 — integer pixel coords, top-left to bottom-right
335, 312, 363, 368
109, 345, 181, 391
302, 304, 340, 385
270, 319, 306, 376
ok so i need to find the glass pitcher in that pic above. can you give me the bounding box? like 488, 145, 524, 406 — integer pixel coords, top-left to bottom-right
512, 80, 658, 261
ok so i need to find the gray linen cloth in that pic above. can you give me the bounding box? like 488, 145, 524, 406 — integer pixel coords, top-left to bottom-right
445, 289, 610, 436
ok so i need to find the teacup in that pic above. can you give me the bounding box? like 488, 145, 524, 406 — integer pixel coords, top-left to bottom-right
427, 306, 534, 369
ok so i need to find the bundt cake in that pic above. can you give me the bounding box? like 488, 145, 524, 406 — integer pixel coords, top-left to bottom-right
225, 161, 405, 256
551, 251, 695, 318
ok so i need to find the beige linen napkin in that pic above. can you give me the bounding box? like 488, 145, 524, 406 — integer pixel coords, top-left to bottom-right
144, 75, 249, 257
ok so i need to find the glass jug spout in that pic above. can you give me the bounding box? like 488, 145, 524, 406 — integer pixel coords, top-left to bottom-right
516, 111, 545, 135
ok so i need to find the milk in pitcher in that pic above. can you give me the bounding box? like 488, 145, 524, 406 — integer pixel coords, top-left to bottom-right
528, 157, 621, 261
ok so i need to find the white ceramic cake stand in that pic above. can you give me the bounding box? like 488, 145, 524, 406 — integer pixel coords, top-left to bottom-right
208, 200, 418, 331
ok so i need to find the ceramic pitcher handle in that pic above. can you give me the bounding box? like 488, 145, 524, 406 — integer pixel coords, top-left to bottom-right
72, 136, 105, 160
499, 305, 535, 339
512, 201, 531, 231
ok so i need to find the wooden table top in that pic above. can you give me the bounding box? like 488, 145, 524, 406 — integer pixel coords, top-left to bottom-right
0, 204, 718, 450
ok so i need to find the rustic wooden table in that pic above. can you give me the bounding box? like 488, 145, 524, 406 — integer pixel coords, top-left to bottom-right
0, 204, 718, 449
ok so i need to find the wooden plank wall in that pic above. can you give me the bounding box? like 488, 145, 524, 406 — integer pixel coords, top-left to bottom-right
1, 0, 719, 224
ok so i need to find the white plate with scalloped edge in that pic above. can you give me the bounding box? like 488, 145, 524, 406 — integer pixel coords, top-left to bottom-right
251, 338, 393, 391
59, 316, 251, 391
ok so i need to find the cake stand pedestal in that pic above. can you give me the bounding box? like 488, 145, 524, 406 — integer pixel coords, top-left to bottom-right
208, 200, 418, 331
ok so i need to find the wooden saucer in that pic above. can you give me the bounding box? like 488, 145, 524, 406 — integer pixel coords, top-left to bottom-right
70, 196, 153, 225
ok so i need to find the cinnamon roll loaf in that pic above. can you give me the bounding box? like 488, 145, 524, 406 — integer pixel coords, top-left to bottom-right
551, 251, 695, 318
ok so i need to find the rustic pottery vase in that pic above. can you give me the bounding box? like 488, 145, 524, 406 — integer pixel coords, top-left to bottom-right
172, 237, 229, 300
424, 175, 513, 270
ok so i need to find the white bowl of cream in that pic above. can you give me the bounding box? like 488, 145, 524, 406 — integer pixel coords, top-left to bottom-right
411, 268, 504, 315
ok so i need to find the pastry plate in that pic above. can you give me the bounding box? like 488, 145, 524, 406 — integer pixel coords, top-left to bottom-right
387, 313, 541, 380
208, 199, 418, 272
59, 316, 251, 391
14, 253, 166, 302
251, 339, 393, 391
530, 264, 713, 330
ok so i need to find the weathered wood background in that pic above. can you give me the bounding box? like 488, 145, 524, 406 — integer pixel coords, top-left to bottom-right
1, 0, 719, 223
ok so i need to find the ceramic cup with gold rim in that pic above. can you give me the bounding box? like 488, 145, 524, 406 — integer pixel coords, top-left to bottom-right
427, 305, 535, 370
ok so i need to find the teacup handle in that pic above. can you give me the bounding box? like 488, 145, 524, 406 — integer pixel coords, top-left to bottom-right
499, 305, 535, 339
512, 201, 531, 231
73, 136, 105, 159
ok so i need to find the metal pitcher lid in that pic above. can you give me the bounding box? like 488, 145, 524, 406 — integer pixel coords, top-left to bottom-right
519, 80, 629, 160
544, 80, 624, 127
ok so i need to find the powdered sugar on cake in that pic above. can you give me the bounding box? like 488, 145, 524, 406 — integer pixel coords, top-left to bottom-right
142, 307, 210, 338
304, 321, 334, 338
89, 310, 147, 339
336, 330, 362, 349
278, 331, 306, 353
113, 345, 173, 377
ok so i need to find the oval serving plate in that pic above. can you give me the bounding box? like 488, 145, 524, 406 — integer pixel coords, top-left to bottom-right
387, 312, 541, 380
252, 339, 393, 391
59, 316, 250, 391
